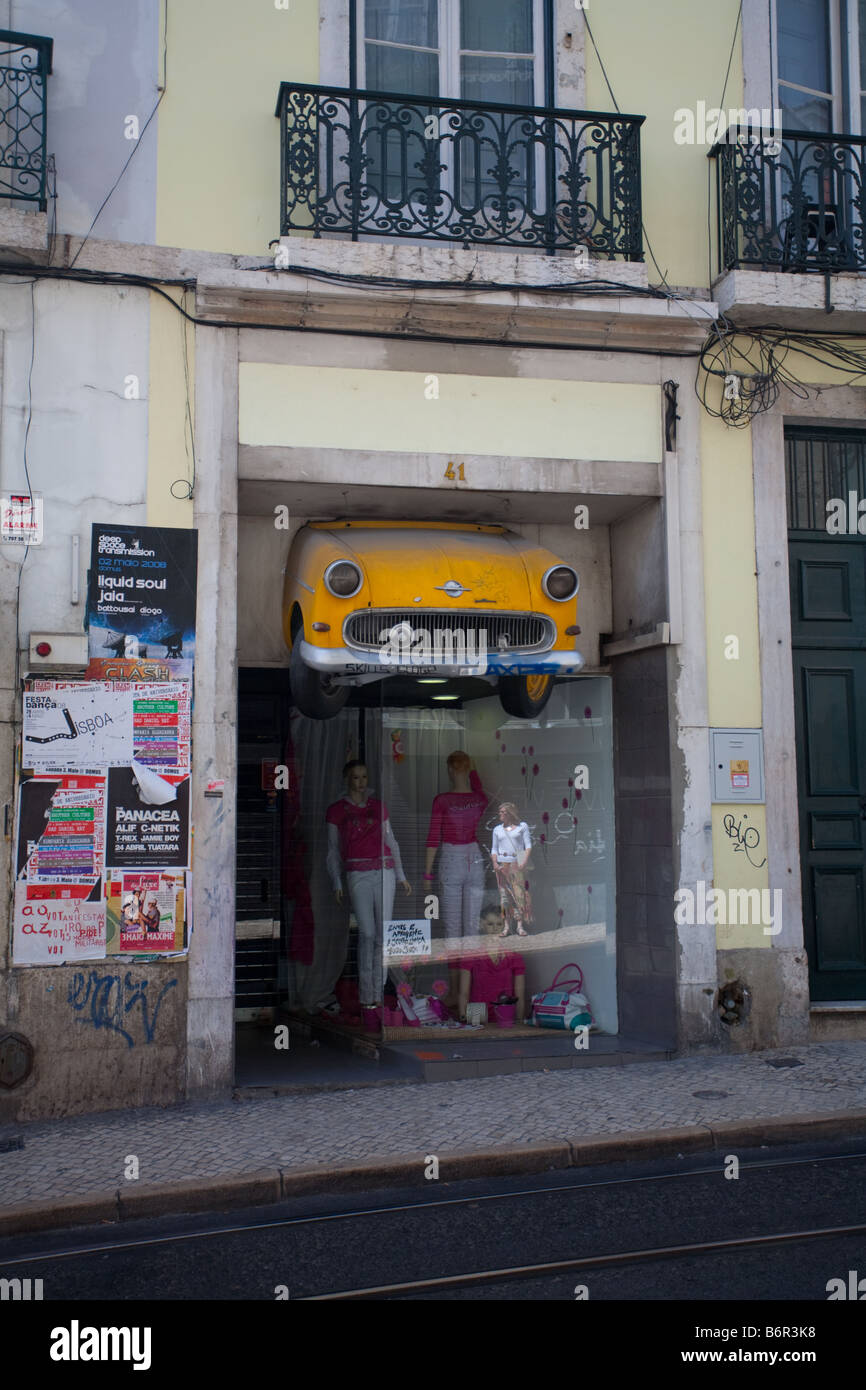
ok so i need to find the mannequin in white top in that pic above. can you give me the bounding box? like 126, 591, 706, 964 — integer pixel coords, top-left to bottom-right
490, 802, 533, 938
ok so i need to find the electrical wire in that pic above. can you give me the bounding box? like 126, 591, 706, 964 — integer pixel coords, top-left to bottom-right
69, 0, 169, 268
0, 259, 706, 357
580, 9, 678, 295
697, 319, 866, 426
7, 254, 866, 429
716, 3, 744, 129
173, 285, 196, 500
261, 251, 676, 300
707, 2, 745, 293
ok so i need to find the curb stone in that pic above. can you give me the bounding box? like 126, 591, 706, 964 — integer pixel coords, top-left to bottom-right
1, 1108, 865, 1239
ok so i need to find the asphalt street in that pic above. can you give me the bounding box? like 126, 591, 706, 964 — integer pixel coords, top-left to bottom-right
2, 1137, 865, 1303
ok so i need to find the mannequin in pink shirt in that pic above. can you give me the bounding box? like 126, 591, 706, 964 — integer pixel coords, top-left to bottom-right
458, 902, 526, 1023
326, 761, 411, 1012
424, 750, 488, 944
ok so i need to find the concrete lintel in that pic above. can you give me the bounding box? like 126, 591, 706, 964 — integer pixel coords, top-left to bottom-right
714, 267, 866, 329
197, 262, 716, 353
238, 477, 653, 528
33, 232, 716, 352
238, 445, 662, 503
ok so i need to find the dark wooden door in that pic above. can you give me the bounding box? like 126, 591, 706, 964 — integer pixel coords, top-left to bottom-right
788, 431, 866, 999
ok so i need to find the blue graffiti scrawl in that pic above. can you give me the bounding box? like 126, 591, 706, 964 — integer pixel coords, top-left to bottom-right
67, 971, 178, 1049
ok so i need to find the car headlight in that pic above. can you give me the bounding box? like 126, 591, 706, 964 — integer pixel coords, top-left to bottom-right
542, 565, 579, 602
324, 560, 363, 598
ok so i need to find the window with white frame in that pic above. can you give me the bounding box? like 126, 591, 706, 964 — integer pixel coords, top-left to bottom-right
356, 0, 548, 219
775, 0, 866, 133
359, 0, 545, 107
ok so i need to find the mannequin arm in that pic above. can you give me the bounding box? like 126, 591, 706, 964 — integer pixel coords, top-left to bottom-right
517, 823, 531, 868
383, 818, 408, 885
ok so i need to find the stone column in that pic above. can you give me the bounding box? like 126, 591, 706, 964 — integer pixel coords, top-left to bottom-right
187, 326, 238, 1098
751, 407, 809, 1045
665, 358, 716, 1049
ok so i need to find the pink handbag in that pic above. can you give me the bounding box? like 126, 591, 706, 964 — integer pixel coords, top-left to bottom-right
530, 963, 593, 1030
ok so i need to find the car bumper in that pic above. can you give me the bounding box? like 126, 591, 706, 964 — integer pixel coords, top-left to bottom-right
299, 640, 585, 678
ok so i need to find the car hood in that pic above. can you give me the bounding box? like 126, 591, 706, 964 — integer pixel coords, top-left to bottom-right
319, 525, 534, 607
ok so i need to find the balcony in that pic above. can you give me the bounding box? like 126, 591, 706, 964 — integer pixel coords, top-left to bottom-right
0, 30, 52, 208
276, 82, 644, 258
709, 128, 866, 327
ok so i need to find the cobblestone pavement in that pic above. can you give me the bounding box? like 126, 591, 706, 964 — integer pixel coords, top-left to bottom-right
1, 1042, 865, 1208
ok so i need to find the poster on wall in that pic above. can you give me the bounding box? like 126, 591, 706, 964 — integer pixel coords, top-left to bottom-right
105, 871, 188, 955
85, 524, 197, 681
13, 684, 194, 964
22, 685, 132, 770
12, 885, 105, 964
130, 686, 191, 774
24, 681, 191, 776
12, 772, 108, 963
106, 768, 190, 869
14, 773, 106, 884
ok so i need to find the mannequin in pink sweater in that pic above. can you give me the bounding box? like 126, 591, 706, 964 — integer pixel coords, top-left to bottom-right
424, 750, 488, 944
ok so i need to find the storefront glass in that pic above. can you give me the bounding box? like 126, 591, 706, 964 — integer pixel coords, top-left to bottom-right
280, 679, 615, 1042
371, 678, 616, 1038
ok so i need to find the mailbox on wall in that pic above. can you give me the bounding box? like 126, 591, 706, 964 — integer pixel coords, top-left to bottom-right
710, 728, 765, 804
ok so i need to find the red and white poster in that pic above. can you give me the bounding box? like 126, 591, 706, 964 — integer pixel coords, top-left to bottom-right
15, 774, 106, 886
12, 773, 108, 964
12, 885, 105, 964
111, 871, 184, 952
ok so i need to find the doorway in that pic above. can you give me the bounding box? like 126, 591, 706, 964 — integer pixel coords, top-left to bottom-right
787, 426, 866, 1000
234, 669, 623, 1086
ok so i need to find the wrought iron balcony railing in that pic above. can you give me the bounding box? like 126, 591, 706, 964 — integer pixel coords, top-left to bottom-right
710, 128, 866, 274
0, 30, 52, 208
276, 82, 644, 258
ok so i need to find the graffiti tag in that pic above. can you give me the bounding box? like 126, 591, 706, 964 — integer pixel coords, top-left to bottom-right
67, 971, 178, 1049
723, 812, 767, 870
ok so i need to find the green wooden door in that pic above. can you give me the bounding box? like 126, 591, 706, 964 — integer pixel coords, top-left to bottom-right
788, 429, 866, 999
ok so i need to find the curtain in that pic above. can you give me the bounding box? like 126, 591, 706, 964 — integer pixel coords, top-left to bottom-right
283, 708, 361, 1011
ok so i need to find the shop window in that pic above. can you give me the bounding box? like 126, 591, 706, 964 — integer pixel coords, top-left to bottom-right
280, 681, 617, 1039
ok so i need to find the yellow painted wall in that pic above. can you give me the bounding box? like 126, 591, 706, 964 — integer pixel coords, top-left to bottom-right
239, 363, 662, 459
712, 805, 772, 950
585, 0, 743, 292
153, 0, 744, 275
156, 0, 318, 254
147, 289, 195, 527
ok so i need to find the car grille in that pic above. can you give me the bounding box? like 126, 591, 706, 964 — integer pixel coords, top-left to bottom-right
343, 611, 554, 653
